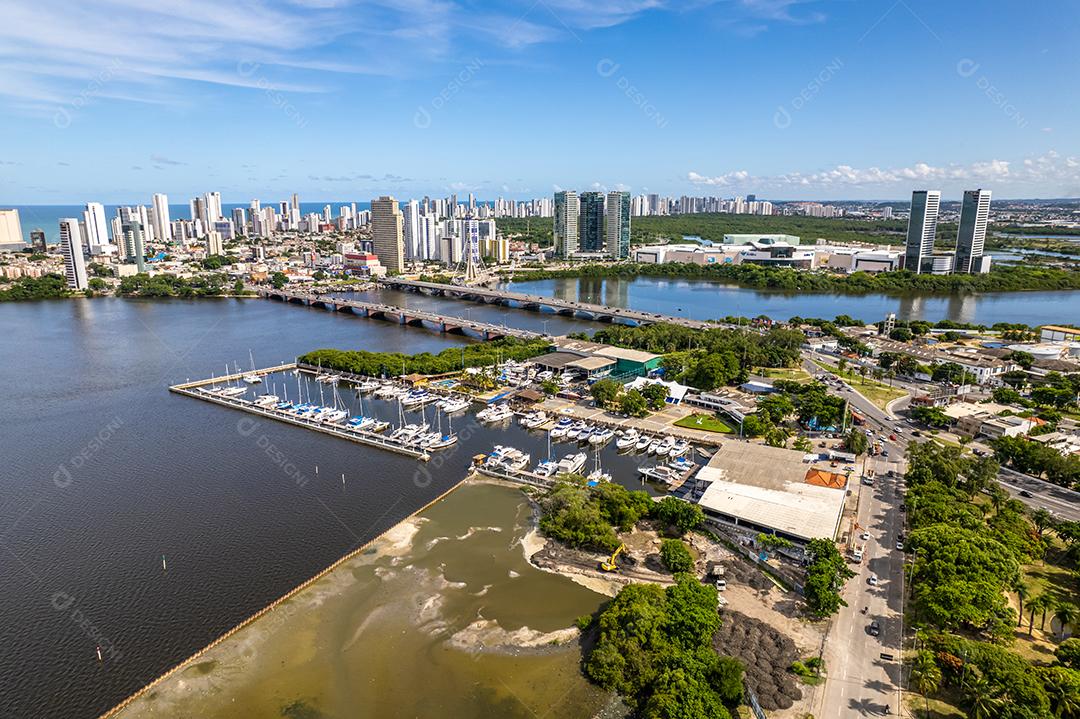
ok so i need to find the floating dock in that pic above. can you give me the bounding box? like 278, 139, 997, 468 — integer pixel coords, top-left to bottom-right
169, 363, 432, 461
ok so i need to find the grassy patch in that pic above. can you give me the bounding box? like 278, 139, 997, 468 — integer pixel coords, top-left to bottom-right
1012, 537, 1080, 659
674, 413, 734, 433
811, 359, 908, 410
759, 366, 812, 383
906, 692, 967, 718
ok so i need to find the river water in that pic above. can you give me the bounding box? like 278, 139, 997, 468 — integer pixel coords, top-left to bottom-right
502, 276, 1080, 326
0, 295, 645, 718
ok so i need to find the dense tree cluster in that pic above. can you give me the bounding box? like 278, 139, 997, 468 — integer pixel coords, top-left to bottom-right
992, 436, 1080, 488
299, 338, 550, 378
803, 538, 855, 617
660, 538, 694, 573
538, 477, 653, 552
0, 274, 71, 301
509, 262, 1080, 295
585, 575, 744, 719
118, 272, 230, 297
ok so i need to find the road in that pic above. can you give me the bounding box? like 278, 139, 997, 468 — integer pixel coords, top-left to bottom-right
998, 465, 1080, 522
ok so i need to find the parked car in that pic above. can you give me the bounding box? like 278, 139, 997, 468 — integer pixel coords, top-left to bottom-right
868, 574, 879, 586
869, 620, 881, 636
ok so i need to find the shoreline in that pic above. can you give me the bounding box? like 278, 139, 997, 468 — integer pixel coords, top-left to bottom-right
96, 475, 470, 719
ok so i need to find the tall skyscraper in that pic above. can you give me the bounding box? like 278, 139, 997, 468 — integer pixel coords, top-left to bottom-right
82, 202, 109, 250
605, 191, 631, 259
30, 228, 47, 252
402, 199, 421, 259
119, 207, 147, 273
955, 189, 991, 274
903, 190, 940, 274
58, 218, 88, 290
152, 193, 172, 242
232, 207, 247, 236
553, 191, 580, 258
371, 196, 404, 273
0, 209, 23, 246
578, 192, 605, 253
291, 193, 300, 212
190, 196, 207, 229
205, 192, 222, 224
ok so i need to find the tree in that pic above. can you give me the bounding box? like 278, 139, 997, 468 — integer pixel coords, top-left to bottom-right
803, 538, 855, 617
757, 393, 794, 424
966, 673, 1003, 719
1042, 666, 1080, 719
843, 429, 869, 456
619, 389, 649, 417
652, 497, 704, 535
793, 435, 813, 453
641, 382, 670, 410
911, 405, 951, 429
540, 379, 560, 396
590, 378, 622, 409
764, 426, 790, 448
911, 650, 942, 717
270, 271, 288, 289
1055, 602, 1079, 640
1056, 638, 1080, 669
660, 538, 695, 573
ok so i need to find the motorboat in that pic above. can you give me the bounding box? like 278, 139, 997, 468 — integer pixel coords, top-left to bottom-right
589, 427, 615, 446
375, 384, 404, 399
635, 435, 653, 452
519, 410, 548, 429
565, 422, 588, 441
315, 374, 340, 384
616, 428, 641, 450
534, 460, 559, 477
549, 418, 573, 440
357, 379, 381, 393
556, 452, 587, 475
486, 445, 531, 471
254, 394, 279, 407
347, 416, 377, 431
243, 373, 262, 384
439, 396, 470, 413
424, 433, 459, 450
637, 465, 681, 484
668, 439, 691, 458
652, 436, 676, 455
477, 403, 513, 423
400, 390, 434, 408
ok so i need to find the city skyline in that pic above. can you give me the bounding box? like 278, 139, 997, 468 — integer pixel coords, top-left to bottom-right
1, 1, 1078, 202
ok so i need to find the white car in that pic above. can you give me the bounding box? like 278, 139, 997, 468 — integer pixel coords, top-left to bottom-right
868, 574, 879, 586
860, 531, 870, 541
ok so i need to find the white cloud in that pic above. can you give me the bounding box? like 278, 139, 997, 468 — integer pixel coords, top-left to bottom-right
687, 153, 1080, 195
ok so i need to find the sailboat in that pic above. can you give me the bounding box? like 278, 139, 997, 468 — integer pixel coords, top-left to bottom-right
586, 450, 612, 484
243, 350, 262, 384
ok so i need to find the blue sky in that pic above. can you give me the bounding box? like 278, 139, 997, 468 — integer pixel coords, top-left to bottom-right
1, 0, 1078, 203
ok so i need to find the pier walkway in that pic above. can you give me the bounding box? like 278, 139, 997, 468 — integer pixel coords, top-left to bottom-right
169, 364, 431, 461
257, 288, 543, 341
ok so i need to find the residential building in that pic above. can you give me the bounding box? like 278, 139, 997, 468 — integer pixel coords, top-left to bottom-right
371, 196, 404, 273
206, 231, 224, 256
553, 191, 580, 258
152, 193, 172, 243
30, 228, 46, 252
903, 190, 940, 273
606, 191, 631, 258
955, 189, 991, 274
58, 218, 88, 290
0, 209, 22, 249
578, 191, 605, 253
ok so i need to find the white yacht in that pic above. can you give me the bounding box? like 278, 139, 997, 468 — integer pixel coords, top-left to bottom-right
556, 452, 587, 475
549, 417, 573, 440
357, 379, 381, 393
637, 465, 681, 484
635, 434, 653, 452
321, 409, 348, 424
588, 427, 615, 446
439, 396, 470, 413
668, 439, 691, 458
486, 445, 531, 471
616, 428, 641, 450
520, 410, 548, 429
253, 394, 279, 407
477, 403, 513, 423
534, 460, 559, 477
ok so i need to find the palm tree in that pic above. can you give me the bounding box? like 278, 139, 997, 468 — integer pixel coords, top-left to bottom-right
1016, 582, 1030, 627
911, 650, 942, 717
1029, 594, 1048, 636
1056, 601, 1080, 640
1033, 507, 1055, 539
966, 674, 1003, 719
1046, 667, 1080, 719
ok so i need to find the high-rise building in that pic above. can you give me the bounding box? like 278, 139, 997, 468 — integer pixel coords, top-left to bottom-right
291, 193, 300, 212
955, 189, 991, 274
205, 192, 222, 224
152, 193, 172, 242
231, 208, 247, 236
403, 199, 421, 259
118, 207, 147, 273
58, 218, 88, 290
605, 191, 631, 259
190, 196, 207, 229
82, 202, 109, 250
903, 190, 940, 274
0, 209, 23, 247
553, 191, 580, 258
206, 231, 224, 256
371, 196, 404, 273
578, 192, 605, 253
30, 228, 47, 252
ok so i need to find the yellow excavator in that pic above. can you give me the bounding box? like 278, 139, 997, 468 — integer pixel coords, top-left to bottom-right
600, 544, 626, 572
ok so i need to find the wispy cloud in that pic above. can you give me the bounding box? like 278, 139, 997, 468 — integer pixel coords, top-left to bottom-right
688, 152, 1080, 193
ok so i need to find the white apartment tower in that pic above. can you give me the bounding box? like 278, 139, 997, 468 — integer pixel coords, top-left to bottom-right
554, 190, 580, 258
59, 218, 88, 290
152, 193, 172, 242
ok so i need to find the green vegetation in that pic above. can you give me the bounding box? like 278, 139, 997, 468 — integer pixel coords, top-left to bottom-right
627, 213, 908, 247
586, 321, 804, 391
803, 538, 855, 617
651, 496, 705, 535
538, 477, 653, 552
494, 216, 553, 247
584, 575, 744, 718
300, 337, 549, 377
811, 359, 908, 410
0, 274, 70, 301
991, 435, 1080, 488
912, 405, 952, 429
674, 413, 734, 434
117, 272, 232, 297
790, 656, 825, 685
660, 538, 695, 573
842, 429, 869, 456
509, 262, 1080, 295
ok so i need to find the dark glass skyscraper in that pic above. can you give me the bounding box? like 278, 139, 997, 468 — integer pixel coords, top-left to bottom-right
578, 192, 605, 253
